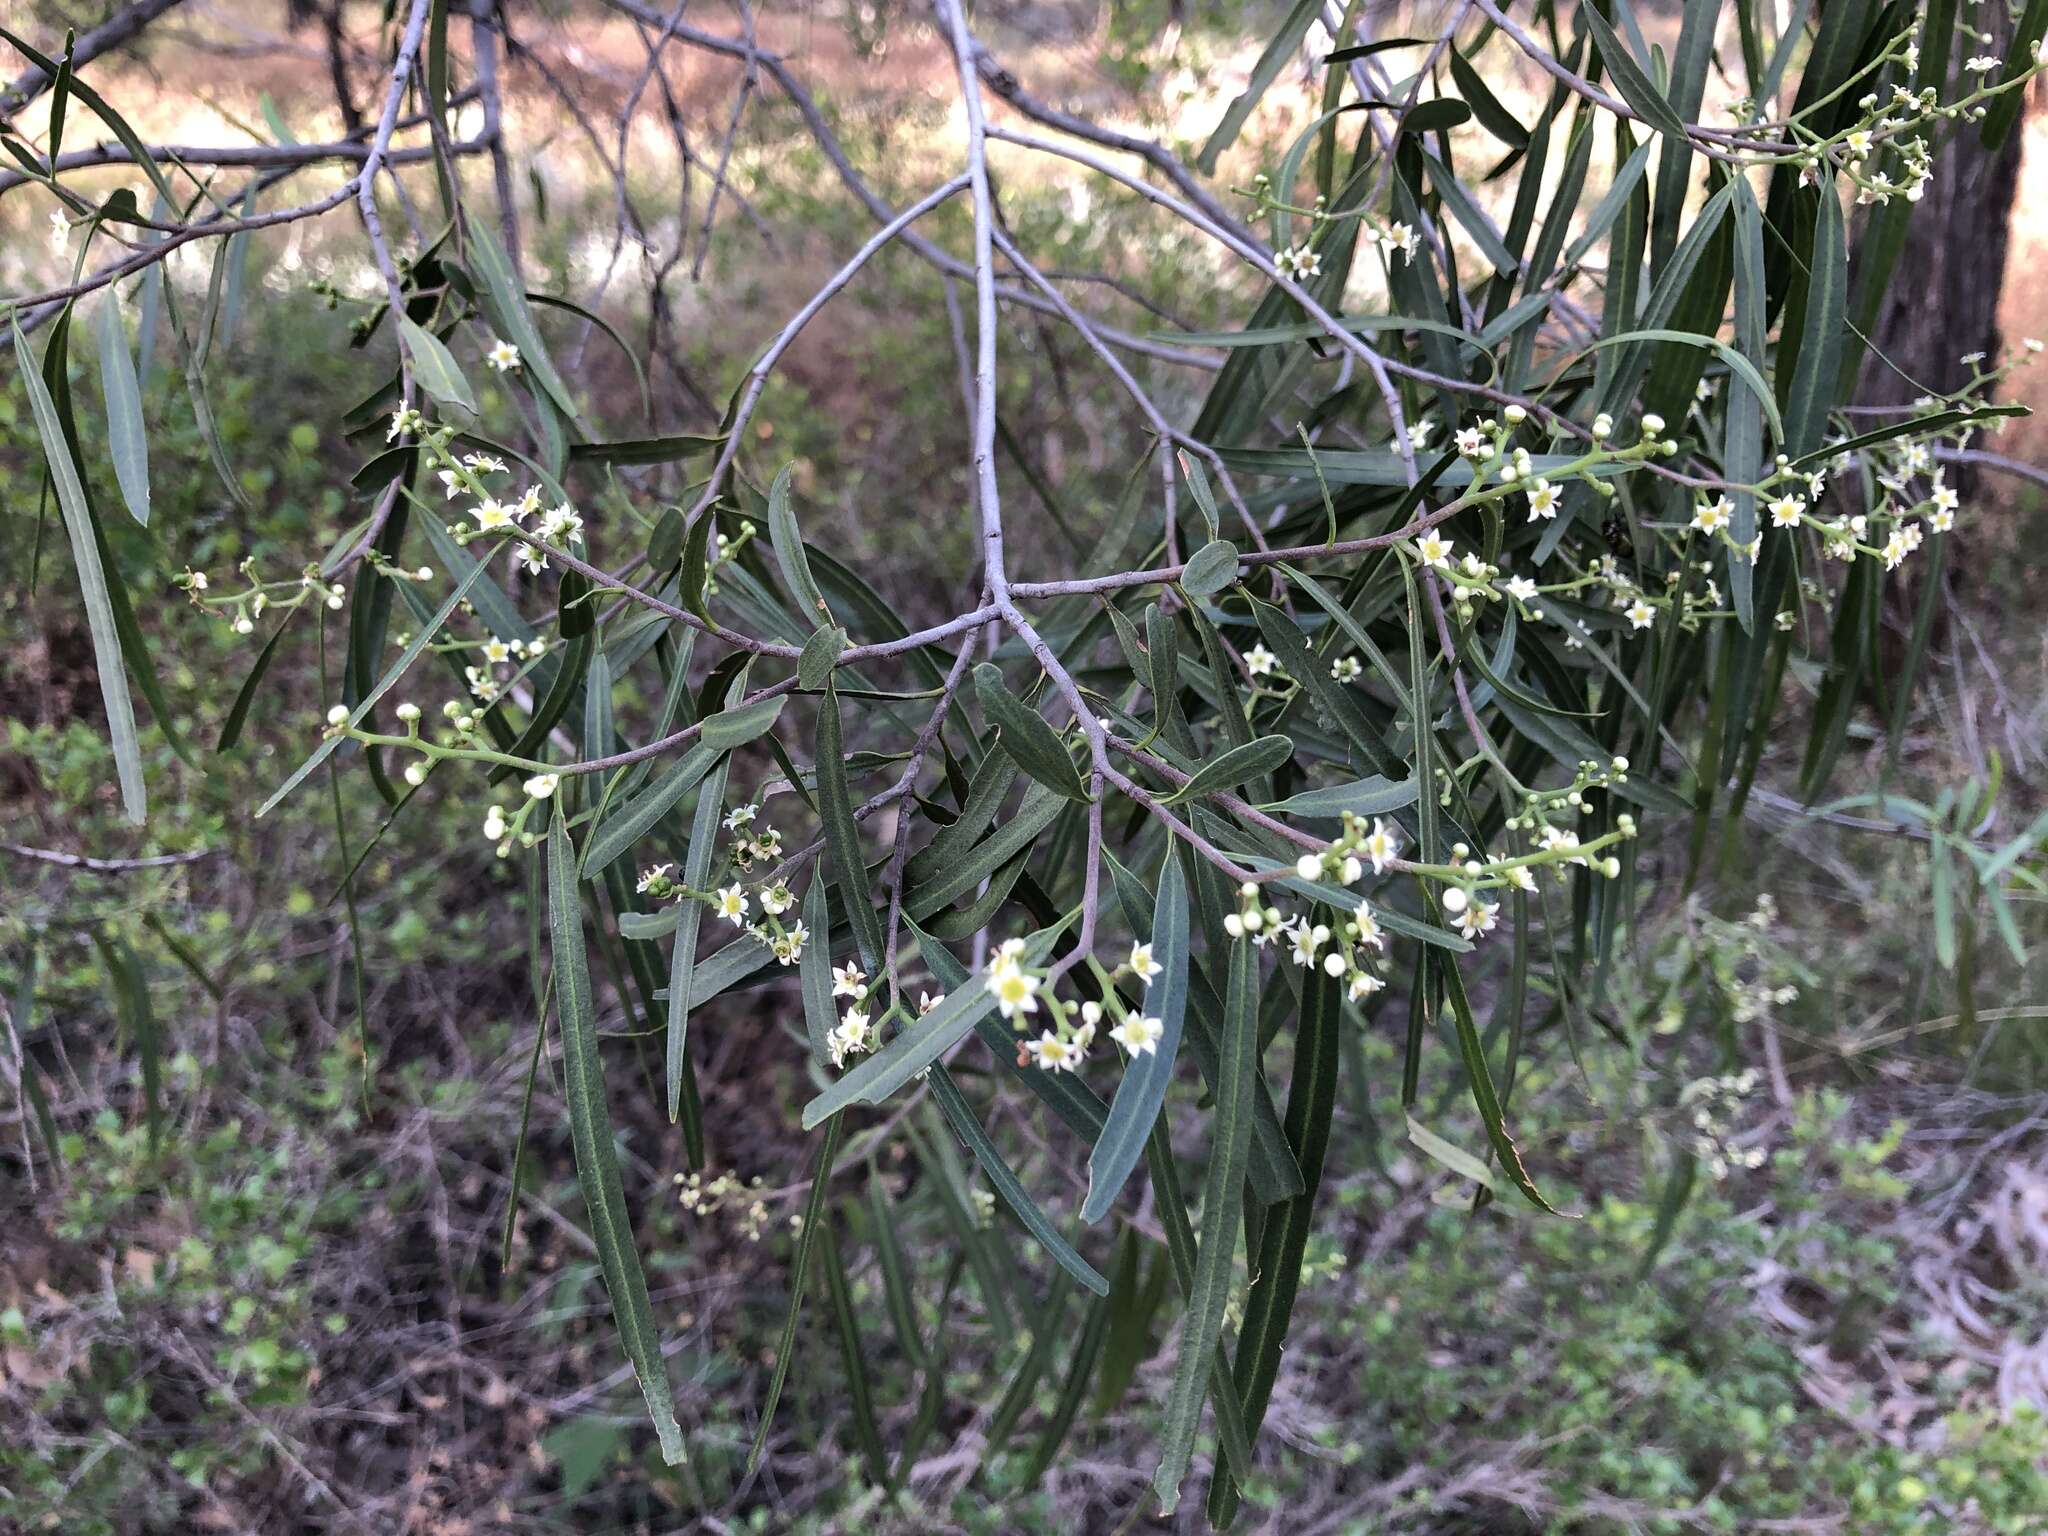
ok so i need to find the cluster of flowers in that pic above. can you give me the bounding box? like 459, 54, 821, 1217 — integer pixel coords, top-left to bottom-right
637, 802, 808, 968
1247, 174, 1422, 284
384, 415, 587, 578
461, 630, 551, 705
1785, 37, 2048, 208
984, 939, 1166, 1073
816, 963, 944, 1070
1678, 1069, 1769, 1180
176, 559, 392, 636
478, 767, 561, 853
672, 1168, 776, 1242
1228, 878, 1393, 1003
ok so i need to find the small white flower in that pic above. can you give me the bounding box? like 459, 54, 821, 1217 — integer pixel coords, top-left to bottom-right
1525, 480, 1561, 521
1023, 1032, 1077, 1071
832, 963, 866, 999
1416, 531, 1454, 570
918, 990, 945, 1015
1244, 643, 1280, 678
1767, 495, 1805, 529
1110, 1014, 1166, 1057
1504, 575, 1539, 602
1454, 900, 1501, 940
1380, 221, 1420, 263
486, 338, 522, 372
1625, 598, 1656, 631
1128, 941, 1164, 986
988, 964, 1041, 1019
1364, 817, 1402, 874
1353, 901, 1386, 950
482, 637, 512, 665
714, 883, 749, 926
1454, 426, 1486, 458
724, 803, 758, 832
636, 863, 674, 894
1348, 970, 1386, 1002
473, 499, 516, 532
1289, 923, 1327, 968
761, 882, 794, 916
1692, 496, 1733, 535
1330, 655, 1363, 683
523, 772, 559, 800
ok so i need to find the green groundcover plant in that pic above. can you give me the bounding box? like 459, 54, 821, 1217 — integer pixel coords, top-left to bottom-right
7, 0, 2048, 1522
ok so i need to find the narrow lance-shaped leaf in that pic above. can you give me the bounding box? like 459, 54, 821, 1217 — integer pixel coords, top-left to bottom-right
817, 677, 887, 974
94, 286, 149, 525
767, 462, 834, 627
927, 1065, 1108, 1295
13, 311, 144, 823
747, 1114, 846, 1472
666, 746, 731, 1123
974, 662, 1091, 802
545, 808, 686, 1465
1152, 932, 1259, 1512
1082, 847, 1190, 1223
1209, 944, 1341, 1527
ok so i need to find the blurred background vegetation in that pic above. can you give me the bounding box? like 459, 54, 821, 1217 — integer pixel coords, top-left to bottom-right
4, 2, 2048, 1532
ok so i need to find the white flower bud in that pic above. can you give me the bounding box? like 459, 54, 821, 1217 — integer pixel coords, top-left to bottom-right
1441, 887, 1469, 915
1296, 853, 1324, 881
404, 763, 427, 787
325, 705, 350, 726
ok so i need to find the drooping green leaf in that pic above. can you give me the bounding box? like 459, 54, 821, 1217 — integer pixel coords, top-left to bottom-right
1082, 848, 1189, 1223
397, 317, 478, 416
1152, 933, 1258, 1512
13, 311, 144, 823
974, 663, 1090, 802
545, 807, 685, 1465
94, 287, 149, 525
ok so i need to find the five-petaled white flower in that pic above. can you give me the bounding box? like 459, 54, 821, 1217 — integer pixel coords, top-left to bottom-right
1767, 495, 1805, 529
1110, 1014, 1166, 1057
1128, 941, 1164, 986
714, 884, 749, 926
832, 962, 865, 999
1364, 817, 1402, 874
1454, 899, 1501, 940
486, 338, 522, 372
1024, 1031, 1078, 1071
1625, 598, 1656, 631
1692, 496, 1733, 534
986, 959, 1040, 1019
1417, 531, 1454, 569
1353, 900, 1386, 950
1244, 643, 1280, 678
1525, 480, 1561, 521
